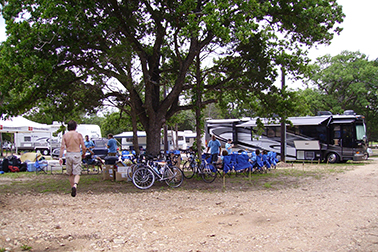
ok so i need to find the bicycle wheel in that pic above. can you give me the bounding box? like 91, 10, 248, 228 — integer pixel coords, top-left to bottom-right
182, 160, 196, 179
132, 166, 155, 189
164, 166, 184, 188
127, 163, 140, 181
200, 163, 217, 183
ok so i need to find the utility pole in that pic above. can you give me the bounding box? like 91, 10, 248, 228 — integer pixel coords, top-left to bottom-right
280, 67, 286, 162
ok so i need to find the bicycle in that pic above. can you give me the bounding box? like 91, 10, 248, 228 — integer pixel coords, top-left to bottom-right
126, 153, 146, 181
181, 152, 217, 183
132, 156, 184, 189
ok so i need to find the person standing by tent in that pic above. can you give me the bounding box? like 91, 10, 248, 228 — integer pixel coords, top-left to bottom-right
107, 133, 118, 156
59, 120, 86, 197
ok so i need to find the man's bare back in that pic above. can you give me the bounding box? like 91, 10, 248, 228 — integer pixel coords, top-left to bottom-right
60, 130, 86, 156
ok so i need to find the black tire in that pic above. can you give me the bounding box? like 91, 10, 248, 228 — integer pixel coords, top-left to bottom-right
132, 167, 155, 189
127, 164, 140, 181
164, 166, 184, 188
326, 153, 340, 164
201, 163, 217, 183
182, 160, 196, 179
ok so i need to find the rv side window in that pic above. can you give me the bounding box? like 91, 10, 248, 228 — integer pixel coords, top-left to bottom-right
356, 124, 365, 140
333, 125, 341, 139
264, 127, 280, 138
24, 136, 31, 142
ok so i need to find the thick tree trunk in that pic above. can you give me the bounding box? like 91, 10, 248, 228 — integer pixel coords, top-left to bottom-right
146, 118, 162, 156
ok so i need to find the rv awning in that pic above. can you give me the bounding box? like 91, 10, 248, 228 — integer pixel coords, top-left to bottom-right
331, 119, 354, 124
114, 131, 146, 138
288, 116, 331, 126
237, 116, 331, 127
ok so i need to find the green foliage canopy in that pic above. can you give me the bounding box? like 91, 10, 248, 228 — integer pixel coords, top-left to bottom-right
0, 0, 344, 154
304, 51, 378, 141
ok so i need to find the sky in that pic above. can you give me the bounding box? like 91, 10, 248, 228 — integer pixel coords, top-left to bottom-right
0, 0, 377, 89
307, 0, 378, 60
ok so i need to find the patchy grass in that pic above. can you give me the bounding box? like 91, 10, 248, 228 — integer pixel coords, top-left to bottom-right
0, 160, 369, 194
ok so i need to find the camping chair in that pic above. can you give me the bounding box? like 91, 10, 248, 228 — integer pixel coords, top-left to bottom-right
222, 155, 234, 174
250, 152, 265, 173
82, 153, 103, 174
234, 154, 252, 173
262, 152, 271, 170
268, 151, 278, 169
34, 154, 48, 174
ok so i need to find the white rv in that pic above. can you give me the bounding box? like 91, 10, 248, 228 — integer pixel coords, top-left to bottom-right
76, 124, 102, 140
114, 130, 196, 151
14, 122, 102, 155
168, 130, 196, 150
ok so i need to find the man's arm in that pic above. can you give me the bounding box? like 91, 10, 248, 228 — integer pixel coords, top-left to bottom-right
59, 136, 65, 159
79, 134, 87, 157
59, 136, 66, 165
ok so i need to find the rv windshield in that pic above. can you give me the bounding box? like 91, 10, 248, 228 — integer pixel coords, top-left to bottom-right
356, 124, 366, 140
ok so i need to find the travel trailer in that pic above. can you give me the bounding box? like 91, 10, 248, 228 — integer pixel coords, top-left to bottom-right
13, 121, 102, 155
114, 130, 197, 151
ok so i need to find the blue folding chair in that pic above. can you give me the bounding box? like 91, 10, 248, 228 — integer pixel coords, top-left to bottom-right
250, 152, 265, 173
34, 155, 48, 174
234, 154, 252, 172
222, 155, 233, 174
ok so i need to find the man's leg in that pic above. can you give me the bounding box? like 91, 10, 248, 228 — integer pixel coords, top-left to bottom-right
73, 175, 80, 187
69, 174, 75, 187
211, 153, 218, 163
69, 174, 80, 187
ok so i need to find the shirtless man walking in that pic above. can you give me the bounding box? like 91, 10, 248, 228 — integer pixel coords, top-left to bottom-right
59, 120, 86, 197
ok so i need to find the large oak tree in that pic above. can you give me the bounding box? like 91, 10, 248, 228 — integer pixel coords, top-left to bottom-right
0, 0, 344, 155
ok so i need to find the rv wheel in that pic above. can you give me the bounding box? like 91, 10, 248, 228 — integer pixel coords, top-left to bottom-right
326, 153, 340, 164
42, 149, 50, 156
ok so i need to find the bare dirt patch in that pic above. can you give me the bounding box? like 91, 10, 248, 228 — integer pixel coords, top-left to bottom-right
1, 160, 378, 251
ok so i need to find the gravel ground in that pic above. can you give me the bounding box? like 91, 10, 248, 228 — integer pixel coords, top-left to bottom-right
1, 159, 378, 252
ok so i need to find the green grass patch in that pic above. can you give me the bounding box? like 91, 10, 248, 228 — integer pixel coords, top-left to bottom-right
263, 182, 272, 188
20, 244, 32, 251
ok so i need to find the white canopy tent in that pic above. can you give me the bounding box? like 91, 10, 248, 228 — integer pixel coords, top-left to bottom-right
0, 116, 52, 155
0, 116, 51, 133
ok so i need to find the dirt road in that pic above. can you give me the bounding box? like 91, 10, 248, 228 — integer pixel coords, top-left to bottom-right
1, 159, 378, 251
